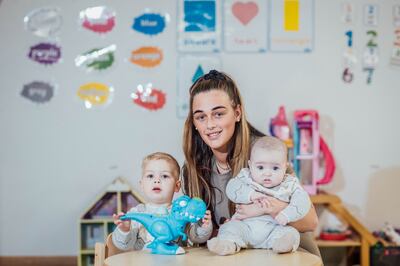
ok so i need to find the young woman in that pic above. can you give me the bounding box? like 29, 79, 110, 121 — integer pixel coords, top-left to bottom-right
182, 70, 320, 256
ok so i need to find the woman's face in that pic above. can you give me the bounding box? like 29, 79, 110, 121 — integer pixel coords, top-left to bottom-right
192, 90, 241, 153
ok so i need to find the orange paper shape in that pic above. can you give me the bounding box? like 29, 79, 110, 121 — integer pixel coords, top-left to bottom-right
130, 46, 163, 68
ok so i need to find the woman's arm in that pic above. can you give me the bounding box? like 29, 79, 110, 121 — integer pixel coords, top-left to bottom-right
235, 197, 318, 232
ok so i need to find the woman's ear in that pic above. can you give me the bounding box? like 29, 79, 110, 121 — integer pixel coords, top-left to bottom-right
235, 104, 242, 122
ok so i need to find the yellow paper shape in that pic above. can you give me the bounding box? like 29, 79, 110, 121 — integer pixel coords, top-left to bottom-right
77, 82, 110, 105
284, 0, 299, 31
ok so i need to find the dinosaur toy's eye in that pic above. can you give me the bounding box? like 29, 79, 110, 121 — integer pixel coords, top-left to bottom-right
179, 200, 187, 207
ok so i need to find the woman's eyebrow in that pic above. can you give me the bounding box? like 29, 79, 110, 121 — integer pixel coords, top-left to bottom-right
193, 106, 226, 115
212, 106, 227, 111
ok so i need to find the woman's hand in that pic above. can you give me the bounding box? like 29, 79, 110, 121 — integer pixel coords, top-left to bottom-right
113, 212, 131, 232
201, 210, 212, 228
235, 196, 288, 220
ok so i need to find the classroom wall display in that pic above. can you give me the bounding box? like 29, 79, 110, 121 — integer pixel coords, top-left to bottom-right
75, 44, 116, 72
132, 12, 167, 36
24, 7, 62, 38
131, 83, 166, 111
28, 42, 61, 65
177, 0, 221, 52
176, 56, 221, 118
362, 4, 379, 84
224, 0, 268, 52
269, 0, 314, 52
21, 81, 55, 104
79, 6, 116, 34
77, 82, 114, 109
130, 46, 163, 68
390, 5, 400, 68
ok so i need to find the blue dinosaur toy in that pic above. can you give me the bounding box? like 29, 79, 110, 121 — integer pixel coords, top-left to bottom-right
120, 195, 207, 255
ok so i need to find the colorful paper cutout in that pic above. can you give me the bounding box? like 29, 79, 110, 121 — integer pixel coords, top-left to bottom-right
21, 81, 54, 103
130, 46, 163, 68
132, 13, 166, 36
75, 45, 116, 72
232, 2, 259, 26
28, 43, 61, 65
80, 6, 116, 34
77, 82, 113, 109
24, 7, 62, 37
131, 84, 166, 111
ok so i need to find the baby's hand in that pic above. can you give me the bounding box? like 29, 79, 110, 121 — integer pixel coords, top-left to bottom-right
275, 213, 289, 225
250, 191, 267, 202
201, 210, 212, 229
113, 212, 131, 232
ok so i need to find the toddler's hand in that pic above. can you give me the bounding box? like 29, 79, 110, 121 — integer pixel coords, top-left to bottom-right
250, 191, 267, 202
113, 212, 131, 232
275, 213, 289, 225
201, 210, 212, 229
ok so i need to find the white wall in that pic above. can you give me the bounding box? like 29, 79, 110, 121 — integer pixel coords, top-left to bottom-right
0, 0, 399, 256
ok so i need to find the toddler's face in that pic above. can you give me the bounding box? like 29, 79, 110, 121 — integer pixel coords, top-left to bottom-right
249, 148, 287, 188
140, 159, 180, 205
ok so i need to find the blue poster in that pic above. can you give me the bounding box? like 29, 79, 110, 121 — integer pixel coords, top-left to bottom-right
178, 0, 221, 52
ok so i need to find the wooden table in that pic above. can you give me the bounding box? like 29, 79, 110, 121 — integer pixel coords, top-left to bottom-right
104, 248, 322, 266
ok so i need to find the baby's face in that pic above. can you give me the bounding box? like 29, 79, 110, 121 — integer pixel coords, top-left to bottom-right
249, 148, 287, 188
140, 159, 180, 205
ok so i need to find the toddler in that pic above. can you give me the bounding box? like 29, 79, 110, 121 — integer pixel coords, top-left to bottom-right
112, 152, 212, 254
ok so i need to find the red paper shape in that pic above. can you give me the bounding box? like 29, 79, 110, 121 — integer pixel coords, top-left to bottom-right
133, 88, 166, 111
232, 1, 259, 26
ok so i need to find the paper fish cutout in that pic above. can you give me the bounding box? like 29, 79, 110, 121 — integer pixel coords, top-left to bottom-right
77, 82, 113, 109
232, 1, 259, 26
24, 7, 62, 37
28, 43, 61, 65
131, 84, 166, 111
80, 6, 116, 34
130, 46, 163, 68
132, 13, 166, 36
21, 81, 54, 103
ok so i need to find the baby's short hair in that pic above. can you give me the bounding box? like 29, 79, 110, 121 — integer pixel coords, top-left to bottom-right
141, 152, 180, 179
252, 136, 288, 157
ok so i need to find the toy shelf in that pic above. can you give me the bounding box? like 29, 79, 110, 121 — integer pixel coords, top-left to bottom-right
311, 192, 377, 266
78, 177, 145, 266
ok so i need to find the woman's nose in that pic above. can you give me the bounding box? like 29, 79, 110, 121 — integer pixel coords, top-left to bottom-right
207, 118, 216, 129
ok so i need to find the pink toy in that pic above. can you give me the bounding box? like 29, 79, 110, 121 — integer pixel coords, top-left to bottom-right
270, 107, 336, 195
269, 106, 293, 148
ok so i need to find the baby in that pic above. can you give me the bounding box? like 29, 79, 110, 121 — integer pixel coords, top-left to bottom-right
208, 136, 311, 255
112, 152, 212, 254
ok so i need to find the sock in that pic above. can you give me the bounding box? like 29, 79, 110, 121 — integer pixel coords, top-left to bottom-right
207, 238, 240, 256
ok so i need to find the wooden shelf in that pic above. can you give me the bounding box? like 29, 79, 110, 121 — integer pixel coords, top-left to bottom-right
311, 192, 378, 266
316, 236, 361, 247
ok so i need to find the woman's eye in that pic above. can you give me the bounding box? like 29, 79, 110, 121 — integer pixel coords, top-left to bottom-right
214, 112, 224, 118
195, 115, 205, 121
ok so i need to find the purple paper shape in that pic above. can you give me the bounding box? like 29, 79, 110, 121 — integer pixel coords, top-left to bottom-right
28, 43, 61, 65
21, 81, 54, 103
